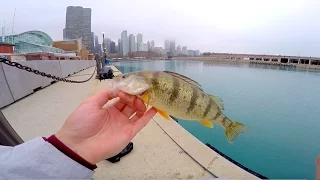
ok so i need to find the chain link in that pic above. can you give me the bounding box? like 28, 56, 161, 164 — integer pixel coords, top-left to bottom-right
0, 57, 96, 83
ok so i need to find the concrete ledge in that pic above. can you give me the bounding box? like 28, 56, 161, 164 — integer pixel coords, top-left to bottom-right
36, 60, 62, 88
153, 116, 258, 179
76, 61, 88, 72
0, 63, 14, 108
3, 61, 42, 101
0, 60, 96, 108
60, 60, 79, 77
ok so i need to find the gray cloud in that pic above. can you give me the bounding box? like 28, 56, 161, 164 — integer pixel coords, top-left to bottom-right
1, 0, 320, 56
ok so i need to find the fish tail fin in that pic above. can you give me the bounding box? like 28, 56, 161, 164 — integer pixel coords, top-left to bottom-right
224, 120, 248, 143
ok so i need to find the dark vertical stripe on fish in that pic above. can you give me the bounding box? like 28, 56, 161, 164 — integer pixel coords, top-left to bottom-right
169, 76, 180, 102
202, 97, 213, 119
187, 86, 199, 113
213, 111, 221, 120
151, 71, 161, 91
221, 116, 227, 126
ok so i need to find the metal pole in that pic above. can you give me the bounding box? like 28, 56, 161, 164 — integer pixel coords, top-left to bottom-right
0, 110, 23, 146
102, 32, 107, 67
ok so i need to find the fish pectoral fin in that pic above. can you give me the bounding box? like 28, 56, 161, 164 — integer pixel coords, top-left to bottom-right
141, 90, 152, 113
169, 115, 179, 122
156, 109, 171, 120
199, 120, 214, 128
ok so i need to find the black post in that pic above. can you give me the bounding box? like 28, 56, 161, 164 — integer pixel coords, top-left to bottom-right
0, 110, 24, 146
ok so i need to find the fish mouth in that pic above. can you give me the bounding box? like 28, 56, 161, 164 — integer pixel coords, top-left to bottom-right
139, 89, 148, 96
136, 88, 150, 97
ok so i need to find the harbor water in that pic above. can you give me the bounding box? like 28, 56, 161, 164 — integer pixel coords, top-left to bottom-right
113, 60, 320, 179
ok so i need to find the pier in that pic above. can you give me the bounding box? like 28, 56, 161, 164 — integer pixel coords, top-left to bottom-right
0, 60, 260, 179
173, 53, 320, 70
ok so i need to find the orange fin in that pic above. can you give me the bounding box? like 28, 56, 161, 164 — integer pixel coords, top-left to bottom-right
156, 109, 171, 120
141, 90, 151, 113
199, 120, 214, 128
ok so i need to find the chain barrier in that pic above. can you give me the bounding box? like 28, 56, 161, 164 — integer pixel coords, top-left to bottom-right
0, 57, 96, 83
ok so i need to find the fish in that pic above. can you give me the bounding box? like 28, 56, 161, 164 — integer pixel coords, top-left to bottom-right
111, 71, 248, 143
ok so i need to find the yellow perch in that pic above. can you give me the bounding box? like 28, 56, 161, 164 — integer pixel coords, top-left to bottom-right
112, 71, 248, 143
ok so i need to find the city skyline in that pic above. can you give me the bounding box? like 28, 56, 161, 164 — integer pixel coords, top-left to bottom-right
1, 0, 320, 56
101, 29, 198, 57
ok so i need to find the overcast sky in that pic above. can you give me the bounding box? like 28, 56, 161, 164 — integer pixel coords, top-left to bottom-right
1, 0, 320, 56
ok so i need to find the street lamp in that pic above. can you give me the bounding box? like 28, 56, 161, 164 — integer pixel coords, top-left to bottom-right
102, 32, 106, 58
96, 32, 106, 77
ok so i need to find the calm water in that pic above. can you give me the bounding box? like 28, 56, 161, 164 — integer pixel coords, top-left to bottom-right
113, 60, 320, 179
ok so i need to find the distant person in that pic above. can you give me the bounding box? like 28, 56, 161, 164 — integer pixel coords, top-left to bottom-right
0, 88, 157, 179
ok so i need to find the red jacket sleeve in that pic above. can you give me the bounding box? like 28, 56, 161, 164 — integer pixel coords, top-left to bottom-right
43, 135, 97, 170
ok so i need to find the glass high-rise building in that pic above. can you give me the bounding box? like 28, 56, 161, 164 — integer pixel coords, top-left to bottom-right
121, 30, 128, 56
177, 45, 181, 53
63, 6, 93, 52
137, 33, 143, 52
129, 34, 136, 52
110, 41, 116, 54
170, 41, 175, 54
90, 32, 94, 52
118, 38, 122, 55
182, 46, 187, 55
165, 40, 170, 53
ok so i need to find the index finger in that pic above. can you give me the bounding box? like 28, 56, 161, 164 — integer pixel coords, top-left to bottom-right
132, 107, 157, 135
87, 88, 120, 107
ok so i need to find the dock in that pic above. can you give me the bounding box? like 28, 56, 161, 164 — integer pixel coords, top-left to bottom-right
1, 65, 259, 179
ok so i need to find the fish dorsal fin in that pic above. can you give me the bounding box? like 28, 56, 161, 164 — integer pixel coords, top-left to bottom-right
163, 71, 203, 91
209, 95, 224, 111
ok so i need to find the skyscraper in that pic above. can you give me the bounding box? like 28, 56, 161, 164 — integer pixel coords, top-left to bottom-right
150, 40, 155, 50
170, 41, 175, 55
63, 6, 93, 52
104, 38, 111, 54
94, 35, 101, 55
94, 35, 99, 46
91, 32, 94, 52
182, 46, 187, 55
137, 33, 143, 51
121, 30, 128, 56
195, 50, 200, 56
110, 41, 116, 54
118, 38, 122, 55
143, 43, 148, 51
165, 40, 170, 53
177, 45, 181, 54
115, 45, 118, 54
129, 34, 136, 52
147, 41, 150, 50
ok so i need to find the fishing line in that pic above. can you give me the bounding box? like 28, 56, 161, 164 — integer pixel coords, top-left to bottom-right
152, 118, 218, 178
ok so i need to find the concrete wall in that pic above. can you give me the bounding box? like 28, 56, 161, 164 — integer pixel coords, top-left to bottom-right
0, 60, 96, 108
0, 63, 14, 108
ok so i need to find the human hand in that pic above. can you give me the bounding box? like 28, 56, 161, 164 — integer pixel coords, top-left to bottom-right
55, 88, 157, 164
